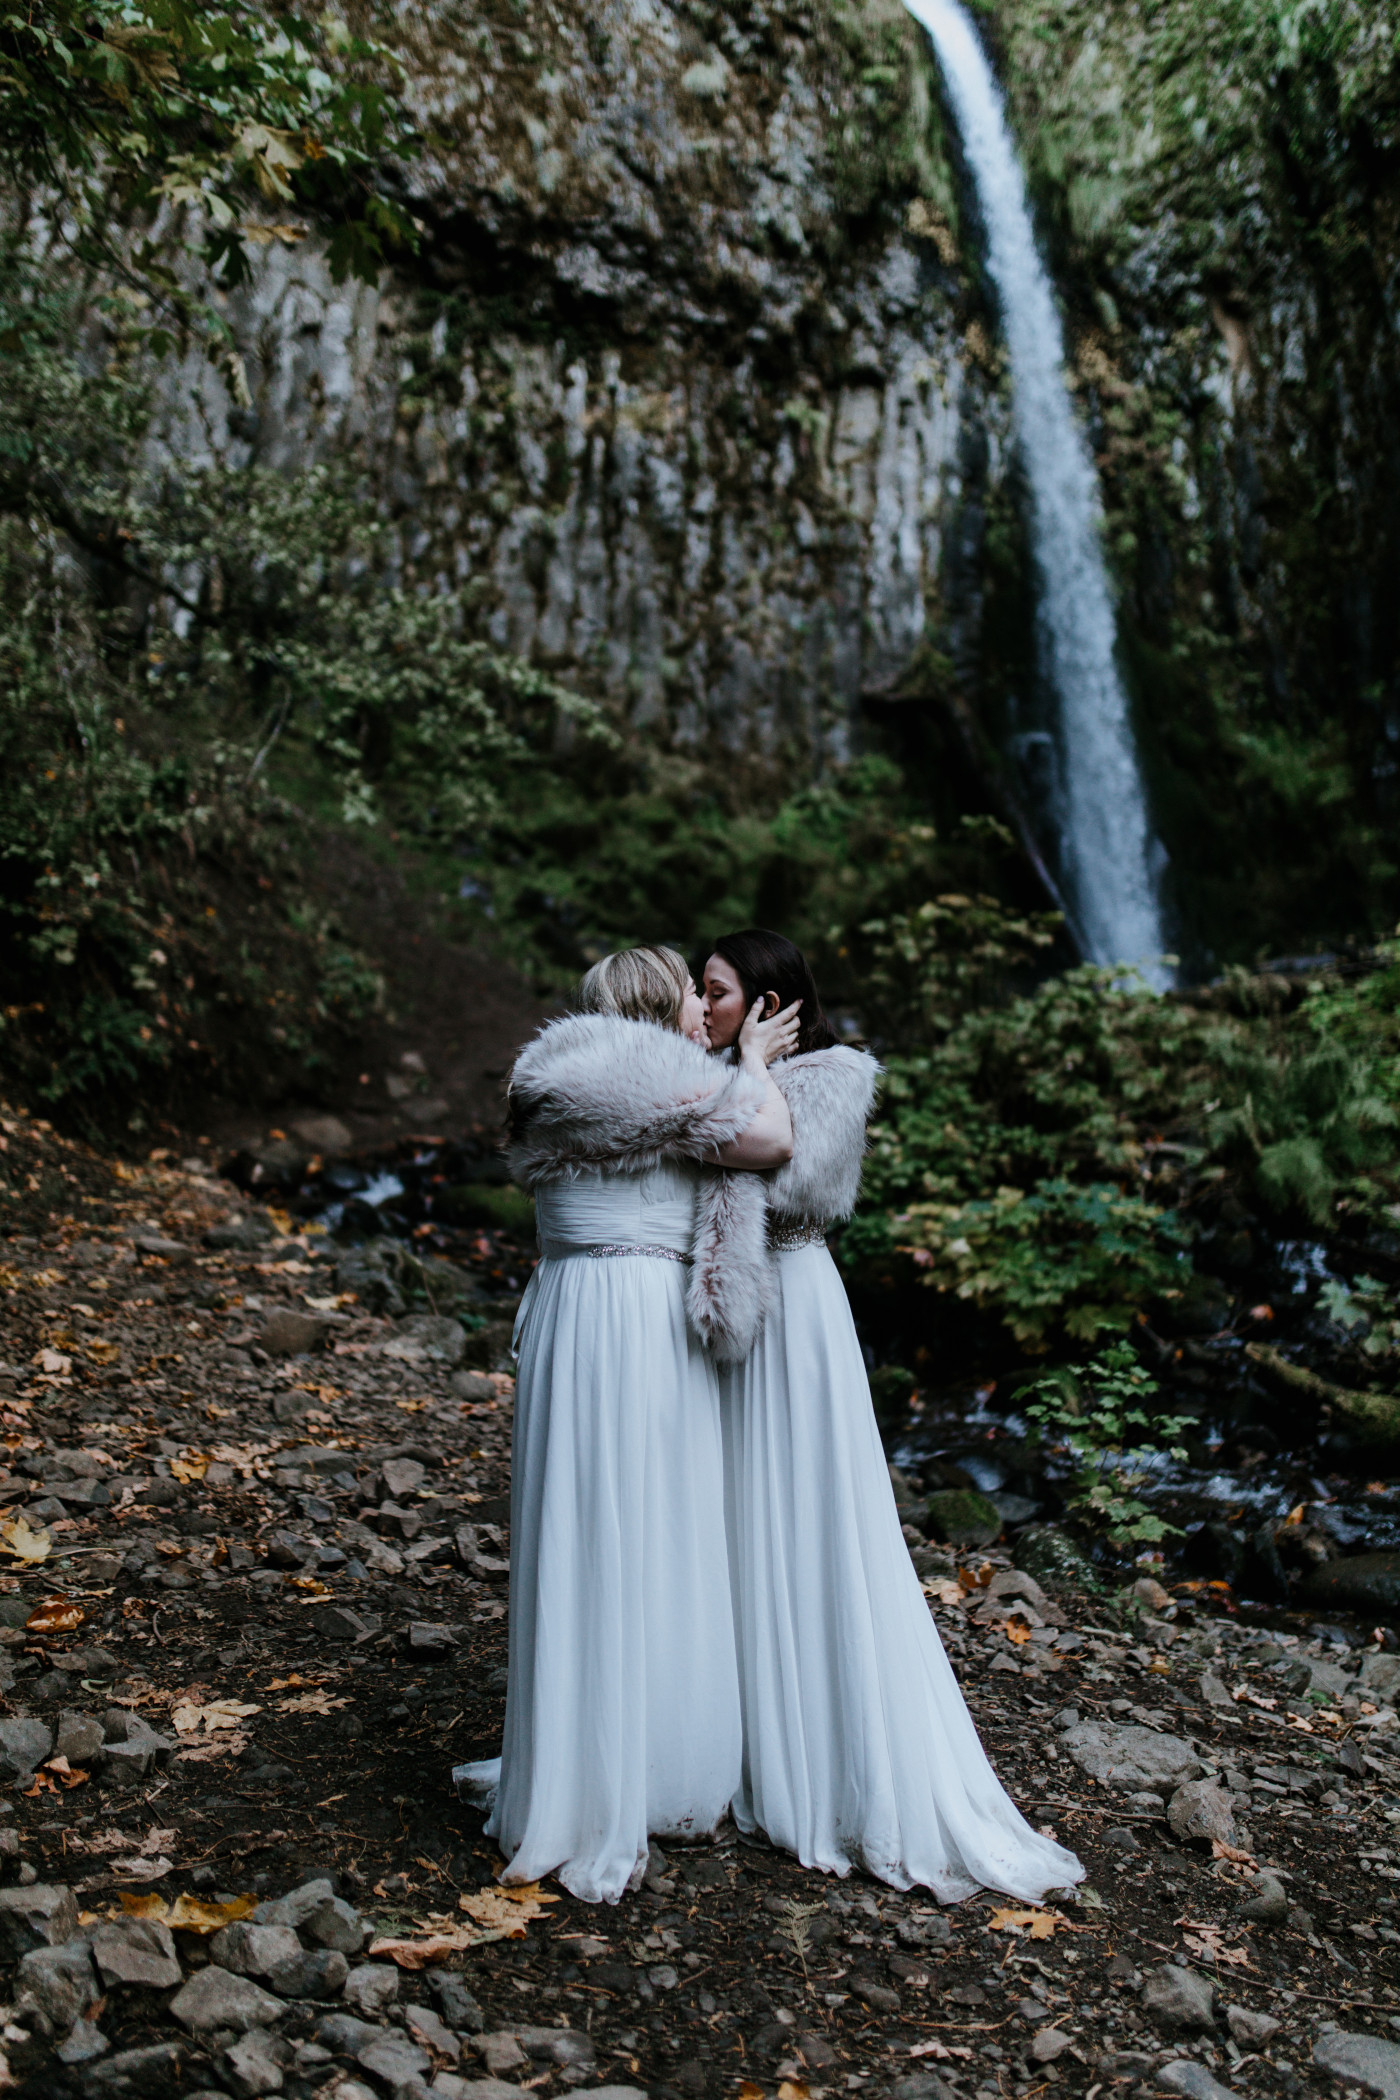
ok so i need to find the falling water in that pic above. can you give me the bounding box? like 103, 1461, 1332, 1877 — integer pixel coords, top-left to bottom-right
900, 0, 1167, 979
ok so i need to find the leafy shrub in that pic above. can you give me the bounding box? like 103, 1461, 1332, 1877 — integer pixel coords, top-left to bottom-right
1022, 1344, 1192, 1545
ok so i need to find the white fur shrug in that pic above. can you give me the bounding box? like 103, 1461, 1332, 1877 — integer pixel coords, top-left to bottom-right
688, 1044, 882, 1361
506, 1016, 880, 1363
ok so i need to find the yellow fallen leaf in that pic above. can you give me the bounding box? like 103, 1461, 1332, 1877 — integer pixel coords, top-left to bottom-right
169, 1455, 209, 1484
1211, 1838, 1256, 1866
923, 1580, 964, 1606
370, 1927, 496, 1968
1004, 1617, 1033, 1645
277, 1691, 349, 1714
458, 1887, 539, 1933
288, 1575, 332, 1599
987, 1906, 1063, 1940
119, 1891, 255, 1933
736, 2083, 765, 2100
496, 1880, 561, 1907
0, 1513, 51, 1562
779, 2082, 811, 2100
85, 1340, 121, 1365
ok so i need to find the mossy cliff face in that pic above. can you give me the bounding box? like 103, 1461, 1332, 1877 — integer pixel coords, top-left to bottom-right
162, 0, 1003, 774
980, 0, 1400, 960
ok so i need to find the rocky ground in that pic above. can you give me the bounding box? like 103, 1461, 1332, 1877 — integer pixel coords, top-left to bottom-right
0, 1101, 1398, 2100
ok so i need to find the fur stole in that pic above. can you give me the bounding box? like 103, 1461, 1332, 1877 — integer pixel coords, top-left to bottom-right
688, 1045, 882, 1363
506, 1012, 766, 1185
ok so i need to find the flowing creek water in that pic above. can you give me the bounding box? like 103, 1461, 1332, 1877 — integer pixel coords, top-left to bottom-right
900, 0, 1168, 981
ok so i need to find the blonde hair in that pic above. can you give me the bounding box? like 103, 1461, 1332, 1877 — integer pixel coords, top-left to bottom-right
578, 945, 691, 1031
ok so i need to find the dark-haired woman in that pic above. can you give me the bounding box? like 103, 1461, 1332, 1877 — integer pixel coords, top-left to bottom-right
701, 930, 1082, 1904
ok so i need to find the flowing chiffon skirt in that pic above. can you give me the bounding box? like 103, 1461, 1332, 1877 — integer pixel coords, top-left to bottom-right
479, 1237, 742, 1904
720, 1243, 1084, 1901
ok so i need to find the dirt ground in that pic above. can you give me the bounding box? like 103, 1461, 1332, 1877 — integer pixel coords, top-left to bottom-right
0, 1103, 1397, 2100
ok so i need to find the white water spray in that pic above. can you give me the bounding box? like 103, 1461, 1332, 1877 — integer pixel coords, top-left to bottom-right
900, 0, 1167, 978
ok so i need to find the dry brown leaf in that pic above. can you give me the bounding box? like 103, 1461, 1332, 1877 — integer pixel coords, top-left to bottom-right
111, 1855, 174, 1881
172, 1698, 261, 1737
1211, 1838, 1256, 1866
26, 1597, 84, 1634
32, 1348, 72, 1376
0, 1513, 51, 1562
736, 2083, 765, 2100
168, 1455, 209, 1484
288, 1575, 332, 1599
42, 1756, 87, 1789
495, 1880, 561, 1907
1177, 1919, 1253, 1967
458, 1887, 540, 1933
370, 1927, 493, 1968
923, 1579, 964, 1606
1004, 1617, 1033, 1645
779, 2081, 811, 2100
276, 1691, 349, 1715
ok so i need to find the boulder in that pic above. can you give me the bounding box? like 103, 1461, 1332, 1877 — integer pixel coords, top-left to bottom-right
265, 1946, 349, 1999
55, 1710, 105, 1765
90, 1915, 183, 1990
1313, 2030, 1400, 2099
1060, 1720, 1203, 1794
432, 1973, 485, 2033
1299, 1552, 1400, 1614
1140, 1963, 1216, 2034
289, 1115, 355, 1157
0, 1883, 79, 1956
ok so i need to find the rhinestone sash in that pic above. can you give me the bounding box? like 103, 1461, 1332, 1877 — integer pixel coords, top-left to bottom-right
540, 1238, 692, 1265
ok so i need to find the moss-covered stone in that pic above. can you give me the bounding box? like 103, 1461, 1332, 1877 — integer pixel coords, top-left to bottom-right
925, 1486, 1001, 1547
1013, 1522, 1097, 1596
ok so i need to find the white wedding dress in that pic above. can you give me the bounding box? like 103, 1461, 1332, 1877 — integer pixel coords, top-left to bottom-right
461, 1160, 742, 1903
719, 1050, 1084, 1902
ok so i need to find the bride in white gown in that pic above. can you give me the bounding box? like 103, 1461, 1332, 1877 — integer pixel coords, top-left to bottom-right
459, 945, 799, 1902
701, 929, 1083, 1903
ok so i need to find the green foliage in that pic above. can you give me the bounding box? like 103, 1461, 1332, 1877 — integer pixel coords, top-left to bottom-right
1202, 1034, 1397, 1227
0, 0, 418, 314
1023, 1343, 1191, 1544
1318, 1274, 1400, 1368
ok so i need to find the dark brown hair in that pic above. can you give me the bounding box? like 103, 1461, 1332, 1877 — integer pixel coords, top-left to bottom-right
706, 929, 836, 1057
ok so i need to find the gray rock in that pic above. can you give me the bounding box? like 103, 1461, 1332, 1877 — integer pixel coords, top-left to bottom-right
1313, 2030, 1400, 2098
358, 2032, 433, 2090
1359, 1651, 1400, 1705
1140, 1963, 1216, 2034
1237, 1872, 1290, 1925
1029, 2028, 1074, 2064
266, 1946, 349, 1999
55, 1709, 105, 1765
90, 1914, 183, 1990
318, 2012, 386, 2055
260, 1309, 329, 1357
343, 1962, 400, 2018
475, 2032, 529, 2077
430, 2083, 537, 2100
209, 1921, 304, 1979
1199, 1670, 1233, 1707
890, 2074, 954, 2100
81, 2039, 191, 2094
1167, 1779, 1237, 1847
1061, 1721, 1204, 1793
1226, 2004, 1281, 2045
0, 1715, 53, 1780
1126, 1790, 1169, 1817
222, 2026, 291, 2098
16, 1936, 99, 2033
1105, 1826, 1142, 1852
206, 1214, 275, 1252
254, 1878, 364, 1954
389, 1318, 467, 1368
101, 1709, 173, 1774
0, 1882, 79, 1956
406, 2005, 461, 2061
56, 2014, 110, 2065
506, 2025, 595, 2067
382, 1456, 428, 1497
169, 1964, 286, 2036
1156, 2062, 1237, 2100
432, 1974, 485, 2033
1013, 1523, 1097, 1594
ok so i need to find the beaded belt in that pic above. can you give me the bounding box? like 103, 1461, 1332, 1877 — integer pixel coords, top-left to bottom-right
768, 1222, 827, 1252
539, 1238, 692, 1265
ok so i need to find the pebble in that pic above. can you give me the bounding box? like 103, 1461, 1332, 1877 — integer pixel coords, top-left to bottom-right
1237, 1872, 1290, 1926
1157, 2060, 1238, 2100
343, 1961, 400, 2018
1140, 1962, 1217, 2034
1167, 1778, 1237, 1847
1226, 2004, 1281, 2044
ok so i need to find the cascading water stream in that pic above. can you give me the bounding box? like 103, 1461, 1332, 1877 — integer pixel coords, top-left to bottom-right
899, 0, 1168, 980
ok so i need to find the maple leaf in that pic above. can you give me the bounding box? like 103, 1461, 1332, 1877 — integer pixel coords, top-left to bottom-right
277, 1691, 349, 1714
120, 1891, 255, 1933
987, 1906, 1064, 1940
0, 1513, 51, 1562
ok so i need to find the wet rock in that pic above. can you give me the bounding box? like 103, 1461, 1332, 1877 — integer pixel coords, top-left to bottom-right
1157, 2063, 1237, 2100
1313, 2030, 1400, 2097
0, 1715, 53, 1780
0, 1882, 79, 1956
1140, 1963, 1216, 2033
924, 1488, 1001, 1548
90, 1914, 183, 1990
169, 1963, 286, 2036
1299, 1552, 1400, 1614
210, 1922, 304, 1979
1014, 1524, 1097, 1594
222, 2026, 291, 2098
1227, 2005, 1281, 2045
82, 2039, 191, 2094
432, 1973, 485, 2033
1236, 1872, 1289, 1925
1166, 1779, 1236, 1847
343, 1962, 400, 2018
1061, 1721, 1203, 1793
260, 1309, 330, 1357
16, 1937, 99, 2033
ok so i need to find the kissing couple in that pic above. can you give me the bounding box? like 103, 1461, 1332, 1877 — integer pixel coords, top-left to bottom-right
456, 929, 1082, 1909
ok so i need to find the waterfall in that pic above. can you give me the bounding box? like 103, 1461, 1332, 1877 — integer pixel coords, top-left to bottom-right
900, 0, 1167, 980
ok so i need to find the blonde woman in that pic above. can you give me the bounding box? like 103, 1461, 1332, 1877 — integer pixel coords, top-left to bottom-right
457, 946, 798, 1902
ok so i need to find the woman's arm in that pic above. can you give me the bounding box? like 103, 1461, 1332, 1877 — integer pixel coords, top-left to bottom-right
711, 999, 800, 1168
